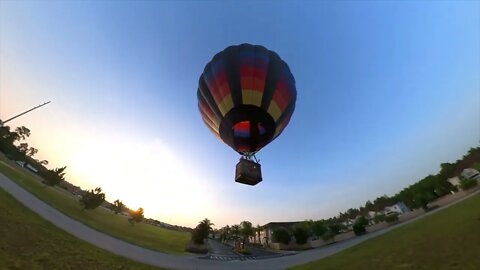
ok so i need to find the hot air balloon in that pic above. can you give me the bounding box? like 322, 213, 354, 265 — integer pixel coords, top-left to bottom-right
197, 44, 296, 185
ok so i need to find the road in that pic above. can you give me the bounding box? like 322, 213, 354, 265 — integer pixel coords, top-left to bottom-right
1, 172, 478, 270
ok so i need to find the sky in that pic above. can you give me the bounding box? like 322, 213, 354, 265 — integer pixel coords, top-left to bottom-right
0, 1, 479, 228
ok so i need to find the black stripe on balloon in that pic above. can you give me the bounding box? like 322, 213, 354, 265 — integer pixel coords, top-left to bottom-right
261, 51, 282, 110
197, 76, 223, 122
224, 45, 242, 108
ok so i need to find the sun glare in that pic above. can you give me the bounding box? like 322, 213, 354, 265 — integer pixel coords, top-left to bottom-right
68, 136, 215, 227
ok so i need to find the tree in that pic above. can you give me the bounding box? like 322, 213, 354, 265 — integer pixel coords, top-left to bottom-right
111, 199, 125, 214
37, 159, 49, 165
128, 207, 144, 225
292, 225, 309, 244
311, 220, 328, 238
240, 221, 254, 247
230, 224, 241, 247
353, 217, 368, 236
26, 147, 38, 157
255, 224, 262, 244
328, 223, 341, 235
272, 227, 290, 245
79, 187, 105, 210
42, 166, 67, 186
17, 142, 29, 154
192, 218, 214, 245
219, 225, 231, 242
14, 126, 31, 141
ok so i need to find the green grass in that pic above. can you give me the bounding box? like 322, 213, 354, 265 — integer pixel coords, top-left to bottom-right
0, 157, 190, 254
291, 194, 480, 270
0, 188, 164, 270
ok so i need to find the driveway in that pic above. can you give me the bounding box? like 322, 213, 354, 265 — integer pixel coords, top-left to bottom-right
202, 239, 292, 261
1, 172, 478, 270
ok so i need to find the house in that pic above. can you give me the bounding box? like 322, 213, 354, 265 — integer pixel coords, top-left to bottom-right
15, 160, 38, 173
365, 211, 379, 225
340, 219, 355, 231
447, 176, 461, 188
461, 168, 480, 181
25, 164, 38, 173
15, 160, 26, 167
384, 201, 410, 216
260, 221, 302, 245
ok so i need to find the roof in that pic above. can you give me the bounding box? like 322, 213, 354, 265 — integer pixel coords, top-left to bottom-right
262, 221, 303, 228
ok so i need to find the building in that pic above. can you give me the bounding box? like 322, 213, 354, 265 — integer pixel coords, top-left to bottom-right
384, 202, 410, 216
461, 168, 480, 181
447, 176, 461, 188
260, 221, 302, 245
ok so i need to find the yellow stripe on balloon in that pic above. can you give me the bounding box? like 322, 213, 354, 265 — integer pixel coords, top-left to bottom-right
242, 89, 262, 107
267, 100, 282, 121
217, 94, 234, 116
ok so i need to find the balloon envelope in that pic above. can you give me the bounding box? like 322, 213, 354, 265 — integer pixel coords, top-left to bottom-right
197, 44, 296, 155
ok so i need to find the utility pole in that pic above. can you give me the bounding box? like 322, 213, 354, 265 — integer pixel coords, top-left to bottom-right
0, 101, 51, 126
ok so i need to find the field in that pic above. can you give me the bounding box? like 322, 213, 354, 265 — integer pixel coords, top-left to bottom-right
0, 157, 190, 254
0, 188, 163, 270
291, 193, 480, 270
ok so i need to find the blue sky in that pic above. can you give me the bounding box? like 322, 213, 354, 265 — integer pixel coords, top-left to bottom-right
0, 1, 479, 227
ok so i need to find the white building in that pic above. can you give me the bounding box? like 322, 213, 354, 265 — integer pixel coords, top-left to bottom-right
461, 168, 480, 181
447, 176, 461, 187
384, 202, 410, 215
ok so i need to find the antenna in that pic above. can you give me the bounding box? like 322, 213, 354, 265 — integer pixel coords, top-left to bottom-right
0, 101, 51, 126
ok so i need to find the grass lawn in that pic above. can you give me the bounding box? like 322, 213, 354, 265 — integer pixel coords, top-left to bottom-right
0, 156, 190, 254
0, 188, 164, 270
291, 193, 480, 270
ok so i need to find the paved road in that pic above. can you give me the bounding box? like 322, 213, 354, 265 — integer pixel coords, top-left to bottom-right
202, 240, 291, 261
1, 172, 478, 270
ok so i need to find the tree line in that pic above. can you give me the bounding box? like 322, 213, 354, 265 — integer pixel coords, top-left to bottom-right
203, 146, 479, 247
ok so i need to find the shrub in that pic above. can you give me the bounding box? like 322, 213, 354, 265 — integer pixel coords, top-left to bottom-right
374, 214, 385, 224
128, 207, 144, 225
42, 166, 66, 186
191, 227, 205, 245
311, 221, 327, 238
79, 187, 105, 210
385, 212, 400, 223
292, 226, 309, 244
272, 227, 291, 245
460, 178, 478, 190
353, 217, 368, 236
321, 230, 336, 241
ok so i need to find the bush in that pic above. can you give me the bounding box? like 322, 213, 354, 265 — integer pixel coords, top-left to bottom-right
79, 187, 105, 210
272, 227, 291, 245
292, 226, 309, 244
321, 230, 336, 242
328, 224, 341, 235
353, 217, 368, 236
42, 166, 66, 186
191, 227, 205, 245
311, 221, 327, 238
460, 178, 478, 190
235, 248, 251, 255
374, 214, 385, 224
385, 212, 400, 223
128, 207, 144, 225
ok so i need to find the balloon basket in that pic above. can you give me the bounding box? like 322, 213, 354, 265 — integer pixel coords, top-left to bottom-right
235, 158, 262, 185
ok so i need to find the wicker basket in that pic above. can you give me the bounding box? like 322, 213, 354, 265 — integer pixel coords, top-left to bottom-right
235, 159, 262, 185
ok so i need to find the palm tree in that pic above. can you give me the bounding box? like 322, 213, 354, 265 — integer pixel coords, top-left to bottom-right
240, 221, 254, 248
230, 224, 241, 248
255, 224, 263, 244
